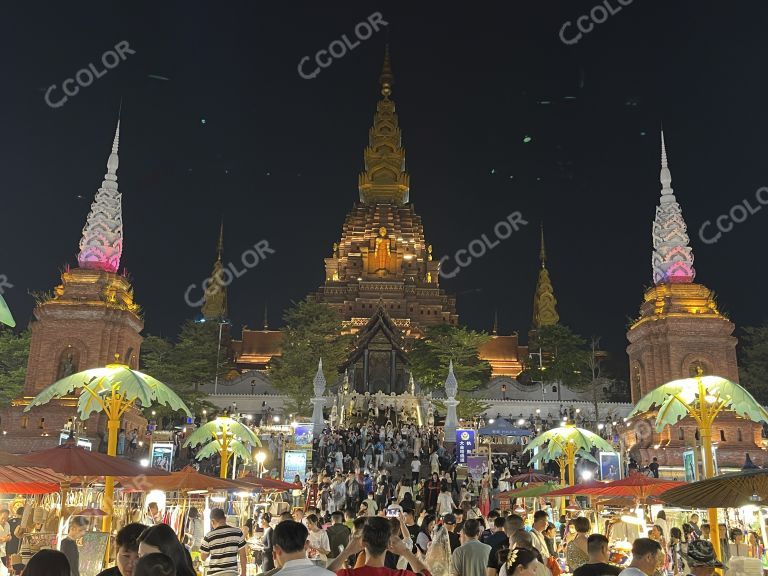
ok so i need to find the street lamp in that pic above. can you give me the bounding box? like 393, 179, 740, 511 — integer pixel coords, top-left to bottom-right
255, 451, 266, 478
214, 319, 231, 395
273, 415, 280, 423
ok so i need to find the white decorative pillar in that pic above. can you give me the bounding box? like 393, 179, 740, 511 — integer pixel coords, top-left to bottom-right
311, 358, 327, 436
443, 360, 460, 439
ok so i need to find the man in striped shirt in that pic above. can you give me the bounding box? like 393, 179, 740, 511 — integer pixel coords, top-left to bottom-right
200, 508, 247, 576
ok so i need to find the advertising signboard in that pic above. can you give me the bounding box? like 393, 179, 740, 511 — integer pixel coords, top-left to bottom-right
598, 451, 621, 480
150, 441, 174, 472
456, 429, 475, 464
283, 449, 308, 484
467, 455, 488, 480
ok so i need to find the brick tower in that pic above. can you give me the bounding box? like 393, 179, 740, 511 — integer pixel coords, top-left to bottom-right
625, 132, 765, 469
0, 120, 145, 452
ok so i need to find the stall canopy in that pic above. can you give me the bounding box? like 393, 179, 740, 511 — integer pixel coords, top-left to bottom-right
22, 442, 170, 478
660, 467, 768, 508
479, 419, 531, 436
544, 474, 685, 500
118, 466, 245, 493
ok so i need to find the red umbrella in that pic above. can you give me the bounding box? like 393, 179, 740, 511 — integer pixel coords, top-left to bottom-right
21, 443, 170, 478
585, 474, 685, 500
508, 470, 559, 485
544, 474, 685, 500
0, 465, 65, 494
235, 474, 300, 491
118, 466, 245, 493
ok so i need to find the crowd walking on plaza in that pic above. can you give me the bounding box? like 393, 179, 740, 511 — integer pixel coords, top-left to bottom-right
9, 419, 755, 576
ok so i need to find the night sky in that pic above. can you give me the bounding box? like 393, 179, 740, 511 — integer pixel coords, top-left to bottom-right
4, 1, 768, 376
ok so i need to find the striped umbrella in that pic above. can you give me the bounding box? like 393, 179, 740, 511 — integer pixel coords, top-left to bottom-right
659, 467, 768, 508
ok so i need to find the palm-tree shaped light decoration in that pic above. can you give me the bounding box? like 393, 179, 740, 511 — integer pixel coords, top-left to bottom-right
629, 368, 768, 562
524, 424, 615, 511
25, 355, 192, 531
184, 414, 261, 478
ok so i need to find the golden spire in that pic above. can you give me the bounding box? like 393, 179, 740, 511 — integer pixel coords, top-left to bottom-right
379, 44, 393, 97
492, 309, 498, 335
202, 223, 228, 320
358, 46, 410, 205
533, 224, 559, 328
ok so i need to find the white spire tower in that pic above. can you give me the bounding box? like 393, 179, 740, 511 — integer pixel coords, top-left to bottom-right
651, 130, 696, 285
77, 118, 124, 273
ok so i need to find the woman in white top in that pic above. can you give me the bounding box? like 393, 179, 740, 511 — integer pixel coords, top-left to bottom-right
436, 484, 456, 516
305, 514, 331, 565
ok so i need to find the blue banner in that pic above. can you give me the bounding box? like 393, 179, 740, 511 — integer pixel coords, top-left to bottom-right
456, 429, 475, 464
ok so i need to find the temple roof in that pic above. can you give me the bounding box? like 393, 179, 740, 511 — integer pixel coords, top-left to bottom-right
341, 305, 408, 369
479, 334, 526, 362
232, 329, 283, 365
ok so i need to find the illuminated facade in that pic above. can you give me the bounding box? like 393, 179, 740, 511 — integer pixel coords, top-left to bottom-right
625, 132, 763, 469
0, 119, 146, 451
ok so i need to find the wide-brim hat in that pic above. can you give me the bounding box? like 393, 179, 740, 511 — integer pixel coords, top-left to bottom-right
685, 540, 725, 568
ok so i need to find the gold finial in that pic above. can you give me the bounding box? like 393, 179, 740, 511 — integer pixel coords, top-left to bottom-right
379, 45, 393, 97
493, 309, 498, 335
539, 223, 546, 268
333, 242, 338, 255
114, 353, 120, 361
379, 226, 387, 237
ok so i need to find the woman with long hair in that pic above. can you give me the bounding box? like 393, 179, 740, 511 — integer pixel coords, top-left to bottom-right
416, 515, 435, 560
424, 523, 452, 576
185, 507, 204, 551
425, 473, 441, 511
137, 524, 196, 576
479, 473, 491, 517
499, 548, 538, 576
305, 514, 331, 564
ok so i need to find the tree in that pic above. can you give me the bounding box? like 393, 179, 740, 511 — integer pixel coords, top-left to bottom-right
0, 328, 30, 408
739, 324, 768, 404
522, 324, 590, 390
269, 298, 353, 416
409, 325, 492, 419
139, 320, 224, 421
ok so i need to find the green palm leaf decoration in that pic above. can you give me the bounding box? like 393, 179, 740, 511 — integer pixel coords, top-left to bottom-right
195, 438, 253, 462
184, 417, 262, 450
0, 294, 15, 327
629, 375, 768, 432
528, 446, 597, 466
525, 425, 615, 456
25, 363, 191, 419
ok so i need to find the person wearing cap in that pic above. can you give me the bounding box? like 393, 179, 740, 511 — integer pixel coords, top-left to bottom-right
443, 515, 460, 552
617, 538, 663, 576
449, 519, 490, 576
684, 539, 726, 576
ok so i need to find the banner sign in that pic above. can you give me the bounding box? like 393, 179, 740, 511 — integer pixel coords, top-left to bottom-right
294, 424, 313, 447
598, 451, 620, 480
283, 449, 308, 484
150, 442, 174, 472
456, 429, 475, 464
467, 455, 487, 480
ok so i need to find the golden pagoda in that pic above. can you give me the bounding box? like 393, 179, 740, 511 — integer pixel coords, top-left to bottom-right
316, 48, 458, 340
